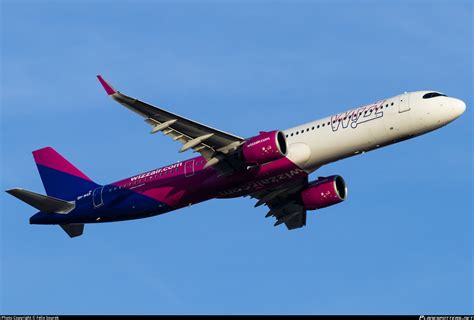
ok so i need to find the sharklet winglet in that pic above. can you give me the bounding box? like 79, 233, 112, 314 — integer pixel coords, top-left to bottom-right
97, 75, 116, 95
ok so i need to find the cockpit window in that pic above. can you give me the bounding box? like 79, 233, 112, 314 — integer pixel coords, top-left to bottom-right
423, 92, 447, 99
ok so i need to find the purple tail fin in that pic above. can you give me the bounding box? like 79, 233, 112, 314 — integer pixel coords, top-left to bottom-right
32, 147, 99, 200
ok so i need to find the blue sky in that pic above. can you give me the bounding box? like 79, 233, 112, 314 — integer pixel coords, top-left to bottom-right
1, 0, 472, 315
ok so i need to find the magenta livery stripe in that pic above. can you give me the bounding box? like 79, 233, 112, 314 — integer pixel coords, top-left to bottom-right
108, 155, 306, 208
32, 147, 92, 181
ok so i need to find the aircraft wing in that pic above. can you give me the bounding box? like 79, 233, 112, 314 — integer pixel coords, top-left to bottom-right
249, 177, 308, 230
97, 76, 245, 164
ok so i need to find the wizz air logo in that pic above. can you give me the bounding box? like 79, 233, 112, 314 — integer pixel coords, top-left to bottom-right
246, 137, 270, 148
130, 162, 183, 182
219, 168, 305, 196
331, 100, 386, 132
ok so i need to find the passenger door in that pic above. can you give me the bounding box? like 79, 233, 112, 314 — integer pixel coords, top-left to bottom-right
398, 93, 411, 113
93, 186, 104, 208
184, 160, 195, 177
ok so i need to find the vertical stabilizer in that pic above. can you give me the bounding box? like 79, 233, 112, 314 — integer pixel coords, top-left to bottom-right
32, 147, 99, 200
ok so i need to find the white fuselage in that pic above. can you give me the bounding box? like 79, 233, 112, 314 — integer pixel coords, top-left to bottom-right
284, 91, 466, 173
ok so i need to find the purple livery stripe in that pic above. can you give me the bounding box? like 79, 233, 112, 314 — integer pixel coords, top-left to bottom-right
32, 147, 99, 200
110, 155, 306, 209
28, 147, 306, 225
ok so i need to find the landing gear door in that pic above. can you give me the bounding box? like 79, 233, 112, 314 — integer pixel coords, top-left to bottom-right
398, 92, 411, 113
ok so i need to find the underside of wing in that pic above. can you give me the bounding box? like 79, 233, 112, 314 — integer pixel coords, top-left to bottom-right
97, 76, 245, 170
250, 177, 308, 230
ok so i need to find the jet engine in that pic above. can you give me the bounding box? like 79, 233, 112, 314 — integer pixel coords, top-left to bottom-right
301, 175, 348, 210
241, 130, 288, 165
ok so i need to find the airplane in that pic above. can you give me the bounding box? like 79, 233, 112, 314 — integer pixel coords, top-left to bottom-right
6, 76, 466, 237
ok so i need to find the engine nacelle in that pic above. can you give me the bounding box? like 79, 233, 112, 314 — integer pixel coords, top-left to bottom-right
241, 130, 288, 165
301, 175, 348, 210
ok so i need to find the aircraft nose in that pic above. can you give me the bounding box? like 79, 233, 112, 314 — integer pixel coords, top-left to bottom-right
451, 98, 466, 118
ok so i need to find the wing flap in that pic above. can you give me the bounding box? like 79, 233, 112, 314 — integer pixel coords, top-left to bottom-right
283, 210, 307, 230
97, 75, 249, 173
97, 76, 244, 161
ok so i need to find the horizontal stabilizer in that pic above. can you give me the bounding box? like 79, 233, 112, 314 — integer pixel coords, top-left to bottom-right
60, 224, 84, 238
6, 188, 75, 213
